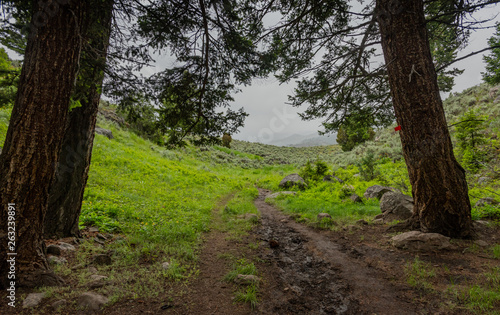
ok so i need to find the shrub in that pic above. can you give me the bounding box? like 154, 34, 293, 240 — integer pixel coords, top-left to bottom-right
357, 150, 380, 181
299, 160, 329, 182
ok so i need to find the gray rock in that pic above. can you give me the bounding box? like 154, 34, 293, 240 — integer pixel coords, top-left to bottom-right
374, 213, 384, 220
96, 233, 108, 240
89, 275, 108, 281
323, 175, 344, 183
475, 197, 499, 207
48, 255, 67, 265
88, 226, 99, 233
23, 293, 46, 308
356, 219, 368, 225
266, 191, 296, 199
279, 174, 306, 190
234, 274, 261, 285
93, 254, 112, 266
46, 244, 62, 256
52, 299, 67, 310
162, 262, 171, 270
77, 292, 109, 311
88, 266, 98, 274
350, 194, 363, 203
95, 127, 114, 139
380, 192, 414, 222
58, 242, 76, 252
392, 231, 453, 251
363, 185, 394, 200
317, 213, 332, 221
474, 240, 489, 247
478, 177, 490, 184
372, 218, 384, 224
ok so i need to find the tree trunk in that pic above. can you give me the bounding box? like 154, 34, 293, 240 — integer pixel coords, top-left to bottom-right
375, 0, 472, 238
0, 1, 86, 288
45, 0, 115, 239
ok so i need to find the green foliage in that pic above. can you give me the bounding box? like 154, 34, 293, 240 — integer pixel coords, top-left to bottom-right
336, 113, 376, 152
0, 48, 20, 107
454, 109, 488, 173
405, 257, 436, 292
356, 150, 381, 181
483, 23, 500, 85
299, 160, 329, 182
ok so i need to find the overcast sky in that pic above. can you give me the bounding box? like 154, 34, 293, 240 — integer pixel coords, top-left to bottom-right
229, 6, 500, 144
2, 4, 499, 145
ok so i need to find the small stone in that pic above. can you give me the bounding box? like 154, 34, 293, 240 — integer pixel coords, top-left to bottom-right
58, 242, 76, 251
266, 191, 297, 199
88, 266, 98, 274
372, 219, 384, 224
52, 299, 67, 310
269, 239, 279, 248
317, 213, 332, 221
374, 213, 384, 220
234, 274, 261, 285
350, 194, 364, 203
356, 219, 368, 225
48, 255, 67, 265
96, 233, 108, 240
77, 292, 109, 311
89, 275, 108, 281
475, 197, 498, 207
162, 262, 171, 270
23, 293, 46, 308
474, 240, 489, 247
94, 237, 105, 245
46, 244, 62, 256
88, 227, 99, 233
93, 254, 112, 266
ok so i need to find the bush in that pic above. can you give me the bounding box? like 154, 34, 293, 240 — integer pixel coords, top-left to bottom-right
299, 160, 329, 183
357, 150, 380, 181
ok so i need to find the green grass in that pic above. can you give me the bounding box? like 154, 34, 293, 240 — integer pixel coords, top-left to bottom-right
492, 244, 500, 259
405, 257, 436, 292
235, 284, 258, 309
225, 258, 260, 309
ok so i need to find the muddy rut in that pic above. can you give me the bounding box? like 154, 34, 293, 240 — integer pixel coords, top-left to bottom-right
254, 189, 419, 315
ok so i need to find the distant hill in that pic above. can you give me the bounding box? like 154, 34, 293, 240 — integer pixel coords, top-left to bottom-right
268, 132, 337, 147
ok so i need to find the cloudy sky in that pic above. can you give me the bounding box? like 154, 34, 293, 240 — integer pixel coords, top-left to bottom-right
229, 6, 500, 144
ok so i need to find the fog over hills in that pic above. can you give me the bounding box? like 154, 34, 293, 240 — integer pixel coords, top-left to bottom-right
267, 132, 338, 147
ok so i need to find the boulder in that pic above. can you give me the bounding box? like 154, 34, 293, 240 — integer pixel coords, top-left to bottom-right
379, 191, 414, 222
23, 293, 46, 308
392, 231, 453, 251
77, 292, 109, 311
95, 127, 114, 140
279, 174, 306, 190
475, 197, 498, 207
317, 213, 332, 221
58, 242, 76, 251
350, 194, 363, 203
363, 185, 393, 200
267, 191, 296, 199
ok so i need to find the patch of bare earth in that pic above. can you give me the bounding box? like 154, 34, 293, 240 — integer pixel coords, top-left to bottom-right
3, 190, 499, 314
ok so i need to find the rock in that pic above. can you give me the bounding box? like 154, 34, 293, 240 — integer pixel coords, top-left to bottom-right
317, 213, 332, 221
380, 192, 414, 222
356, 219, 368, 225
279, 174, 306, 190
323, 175, 344, 183
52, 299, 67, 310
392, 231, 453, 251
48, 255, 67, 265
374, 213, 384, 220
23, 293, 46, 308
94, 237, 105, 245
478, 177, 490, 184
77, 292, 109, 311
269, 239, 279, 248
363, 185, 394, 200
58, 242, 76, 252
93, 254, 112, 266
88, 266, 98, 274
95, 127, 114, 139
46, 244, 62, 256
89, 275, 108, 281
350, 194, 363, 203
88, 226, 99, 233
353, 173, 360, 177
234, 274, 261, 285
267, 191, 296, 199
162, 262, 171, 270
96, 233, 107, 240
475, 197, 499, 207
474, 240, 489, 247
372, 218, 384, 224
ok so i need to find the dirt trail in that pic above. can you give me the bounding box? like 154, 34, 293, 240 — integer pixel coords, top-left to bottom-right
254, 189, 421, 315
